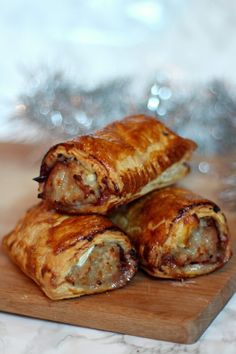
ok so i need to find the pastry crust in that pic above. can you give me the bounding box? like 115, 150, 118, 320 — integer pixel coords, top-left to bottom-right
35, 115, 196, 214
111, 187, 232, 279
2, 202, 137, 300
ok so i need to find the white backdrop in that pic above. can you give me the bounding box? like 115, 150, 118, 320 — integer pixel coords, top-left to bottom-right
1, 0, 236, 138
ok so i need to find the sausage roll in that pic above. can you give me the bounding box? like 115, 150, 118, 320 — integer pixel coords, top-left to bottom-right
35, 115, 196, 214
2, 202, 137, 300
111, 187, 232, 279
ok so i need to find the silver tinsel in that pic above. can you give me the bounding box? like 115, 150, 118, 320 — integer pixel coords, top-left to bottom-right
14, 70, 236, 155
145, 73, 236, 154
145, 74, 236, 209
14, 70, 135, 139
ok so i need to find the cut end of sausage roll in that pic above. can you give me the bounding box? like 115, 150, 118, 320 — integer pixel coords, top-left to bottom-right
111, 187, 232, 279
2, 202, 138, 300
66, 236, 136, 293
35, 114, 196, 214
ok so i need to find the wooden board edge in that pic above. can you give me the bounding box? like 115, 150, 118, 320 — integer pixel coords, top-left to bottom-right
183, 274, 236, 344
0, 305, 190, 344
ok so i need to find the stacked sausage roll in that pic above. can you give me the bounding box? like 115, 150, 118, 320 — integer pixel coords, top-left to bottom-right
35, 114, 196, 214
111, 187, 231, 279
3, 203, 137, 300
3, 114, 232, 300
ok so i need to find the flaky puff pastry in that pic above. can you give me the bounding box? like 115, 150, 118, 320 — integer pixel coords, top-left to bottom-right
2, 202, 137, 300
35, 115, 196, 214
111, 187, 232, 279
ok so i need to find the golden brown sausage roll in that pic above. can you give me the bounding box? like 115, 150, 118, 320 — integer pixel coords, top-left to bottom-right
111, 187, 232, 279
35, 115, 196, 214
2, 202, 137, 300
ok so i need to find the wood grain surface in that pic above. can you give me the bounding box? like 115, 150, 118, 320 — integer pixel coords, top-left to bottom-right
0, 143, 235, 344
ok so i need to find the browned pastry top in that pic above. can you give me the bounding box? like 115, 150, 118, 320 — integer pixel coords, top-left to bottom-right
43, 114, 196, 177
121, 187, 222, 247
3, 202, 117, 279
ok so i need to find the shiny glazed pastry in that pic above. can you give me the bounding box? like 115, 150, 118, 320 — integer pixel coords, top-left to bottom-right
111, 187, 232, 279
2, 202, 137, 300
35, 115, 196, 214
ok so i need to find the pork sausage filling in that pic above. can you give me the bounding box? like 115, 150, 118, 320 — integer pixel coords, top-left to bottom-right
67, 242, 135, 290
44, 160, 99, 206
165, 216, 221, 268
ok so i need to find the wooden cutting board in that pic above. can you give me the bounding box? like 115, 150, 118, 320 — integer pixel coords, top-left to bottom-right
0, 143, 236, 344
0, 232, 236, 344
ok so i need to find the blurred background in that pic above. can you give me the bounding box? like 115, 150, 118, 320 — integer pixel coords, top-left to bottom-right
1, 0, 236, 139
0, 0, 235, 213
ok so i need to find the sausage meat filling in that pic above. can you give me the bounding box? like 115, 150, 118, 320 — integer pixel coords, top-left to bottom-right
44, 160, 99, 206
67, 242, 134, 290
164, 217, 221, 268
